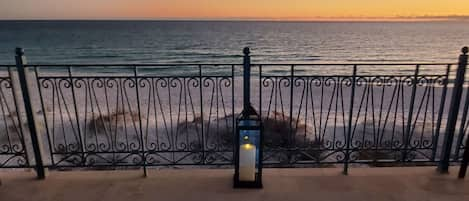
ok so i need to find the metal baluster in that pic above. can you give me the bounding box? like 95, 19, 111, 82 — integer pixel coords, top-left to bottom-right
439, 47, 468, 173
134, 66, 147, 177
232, 64, 236, 163
344, 65, 357, 175
289, 65, 294, 161
402, 65, 420, 162
432, 64, 451, 161
199, 65, 205, 164
67, 66, 85, 165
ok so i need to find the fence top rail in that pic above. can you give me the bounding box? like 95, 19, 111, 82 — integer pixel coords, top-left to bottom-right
14, 62, 458, 68
23, 63, 242, 67
252, 63, 456, 66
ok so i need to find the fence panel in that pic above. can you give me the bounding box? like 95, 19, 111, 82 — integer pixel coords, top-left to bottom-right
29, 64, 237, 168
257, 64, 451, 167
0, 65, 29, 168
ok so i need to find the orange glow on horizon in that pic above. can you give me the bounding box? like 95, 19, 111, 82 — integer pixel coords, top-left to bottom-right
1, 0, 469, 20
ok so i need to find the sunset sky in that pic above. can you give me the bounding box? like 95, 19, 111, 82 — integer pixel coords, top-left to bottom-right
1, 0, 469, 20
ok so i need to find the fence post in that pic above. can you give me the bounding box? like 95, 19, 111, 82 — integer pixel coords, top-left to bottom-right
438, 47, 468, 173
15, 48, 45, 179
458, 47, 469, 178
243, 47, 251, 109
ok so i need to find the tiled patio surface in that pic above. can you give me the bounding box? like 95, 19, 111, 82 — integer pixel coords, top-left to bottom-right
1, 167, 468, 201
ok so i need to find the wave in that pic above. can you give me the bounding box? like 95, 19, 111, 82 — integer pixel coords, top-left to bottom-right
74, 55, 126, 59
345, 59, 418, 62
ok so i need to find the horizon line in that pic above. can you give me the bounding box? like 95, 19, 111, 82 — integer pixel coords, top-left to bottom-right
1, 19, 469, 23
1, 15, 469, 22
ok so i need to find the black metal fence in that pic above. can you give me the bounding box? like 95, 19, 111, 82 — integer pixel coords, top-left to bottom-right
257, 64, 450, 167
0, 47, 468, 179
0, 66, 29, 168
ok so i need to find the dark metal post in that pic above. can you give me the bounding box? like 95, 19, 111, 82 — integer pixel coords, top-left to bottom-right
15, 48, 45, 179
439, 47, 468, 173
243, 47, 251, 108
234, 47, 263, 188
457, 47, 469, 178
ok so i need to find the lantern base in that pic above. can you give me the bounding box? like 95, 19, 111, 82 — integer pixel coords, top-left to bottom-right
233, 173, 263, 189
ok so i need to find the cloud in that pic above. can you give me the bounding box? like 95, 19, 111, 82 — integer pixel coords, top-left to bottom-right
399, 15, 469, 20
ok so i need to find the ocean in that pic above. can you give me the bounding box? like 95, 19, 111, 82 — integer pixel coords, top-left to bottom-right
1, 20, 468, 66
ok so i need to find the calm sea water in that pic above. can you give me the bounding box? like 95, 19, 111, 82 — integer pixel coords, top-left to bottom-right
0, 20, 468, 66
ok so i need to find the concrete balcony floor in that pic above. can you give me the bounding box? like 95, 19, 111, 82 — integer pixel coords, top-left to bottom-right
1, 167, 468, 201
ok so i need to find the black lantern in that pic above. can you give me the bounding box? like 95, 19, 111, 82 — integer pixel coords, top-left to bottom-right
234, 105, 263, 188
233, 47, 263, 188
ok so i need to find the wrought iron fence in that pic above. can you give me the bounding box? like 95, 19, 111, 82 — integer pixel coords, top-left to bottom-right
29, 64, 238, 172
0, 47, 468, 179
255, 64, 452, 167
0, 65, 29, 168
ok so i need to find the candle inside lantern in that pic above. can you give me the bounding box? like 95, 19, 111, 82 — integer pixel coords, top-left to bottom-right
239, 136, 256, 181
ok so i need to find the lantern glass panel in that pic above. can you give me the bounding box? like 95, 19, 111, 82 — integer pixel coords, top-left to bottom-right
238, 129, 260, 182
